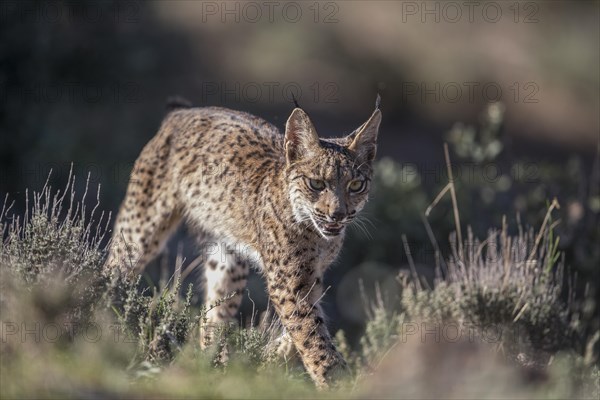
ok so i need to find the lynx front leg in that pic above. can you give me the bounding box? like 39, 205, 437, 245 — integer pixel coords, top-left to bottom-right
263, 255, 348, 388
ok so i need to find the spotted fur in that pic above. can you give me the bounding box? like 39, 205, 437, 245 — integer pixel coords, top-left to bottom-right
105, 102, 382, 388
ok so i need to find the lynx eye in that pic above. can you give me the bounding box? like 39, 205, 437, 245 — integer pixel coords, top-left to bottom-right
306, 178, 326, 191
348, 180, 366, 193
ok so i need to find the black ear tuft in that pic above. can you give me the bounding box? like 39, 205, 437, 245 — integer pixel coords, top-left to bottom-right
291, 92, 301, 109
166, 96, 193, 112
375, 93, 381, 110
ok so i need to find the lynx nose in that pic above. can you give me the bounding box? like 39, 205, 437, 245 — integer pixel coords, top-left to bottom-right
329, 211, 346, 222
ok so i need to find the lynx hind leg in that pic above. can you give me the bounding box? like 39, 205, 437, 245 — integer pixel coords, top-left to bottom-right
105, 144, 182, 274
200, 251, 249, 349
107, 205, 182, 274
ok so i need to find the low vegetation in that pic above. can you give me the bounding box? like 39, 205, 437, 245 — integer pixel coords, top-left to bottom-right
1, 165, 598, 399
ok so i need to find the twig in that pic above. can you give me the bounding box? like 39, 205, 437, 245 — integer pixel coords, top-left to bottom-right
527, 198, 560, 262
425, 183, 452, 217
402, 234, 423, 291
424, 144, 464, 261
421, 213, 447, 279
444, 143, 464, 260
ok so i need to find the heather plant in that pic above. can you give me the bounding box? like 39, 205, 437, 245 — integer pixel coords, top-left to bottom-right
351, 215, 575, 369
1, 172, 112, 331
445, 103, 600, 360
348, 213, 599, 399
117, 276, 195, 362
0, 172, 198, 365
400, 219, 575, 359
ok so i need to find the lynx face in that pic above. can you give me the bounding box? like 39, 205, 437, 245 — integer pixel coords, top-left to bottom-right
284, 107, 381, 239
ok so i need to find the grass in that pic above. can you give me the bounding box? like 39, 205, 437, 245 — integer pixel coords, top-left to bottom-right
1, 170, 598, 399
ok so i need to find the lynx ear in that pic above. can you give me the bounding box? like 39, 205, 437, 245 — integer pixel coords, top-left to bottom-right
285, 108, 320, 164
348, 108, 381, 163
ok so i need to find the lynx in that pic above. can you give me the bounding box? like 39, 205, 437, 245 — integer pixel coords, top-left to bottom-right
105, 97, 382, 388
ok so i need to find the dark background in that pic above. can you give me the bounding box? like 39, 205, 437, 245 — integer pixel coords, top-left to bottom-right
1, 1, 598, 344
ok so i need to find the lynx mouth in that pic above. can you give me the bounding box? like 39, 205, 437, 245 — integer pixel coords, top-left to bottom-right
315, 220, 345, 237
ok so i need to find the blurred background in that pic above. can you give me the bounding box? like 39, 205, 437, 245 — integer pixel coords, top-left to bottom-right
1, 0, 598, 345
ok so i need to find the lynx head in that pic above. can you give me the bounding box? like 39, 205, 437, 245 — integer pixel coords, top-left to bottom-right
284, 102, 381, 239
